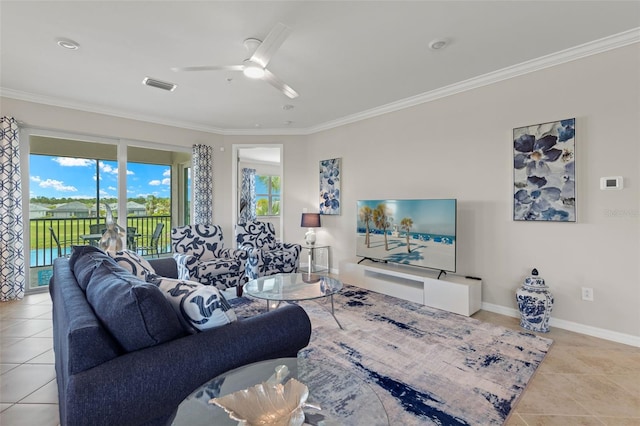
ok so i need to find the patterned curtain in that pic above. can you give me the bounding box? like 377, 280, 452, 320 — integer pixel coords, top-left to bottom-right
1, 117, 25, 301
239, 168, 256, 223
192, 144, 213, 225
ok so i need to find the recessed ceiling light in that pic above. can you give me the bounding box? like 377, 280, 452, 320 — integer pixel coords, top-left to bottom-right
56, 38, 80, 50
429, 38, 449, 50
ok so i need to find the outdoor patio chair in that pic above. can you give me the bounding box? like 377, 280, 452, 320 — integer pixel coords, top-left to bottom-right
48, 227, 70, 258
137, 223, 164, 258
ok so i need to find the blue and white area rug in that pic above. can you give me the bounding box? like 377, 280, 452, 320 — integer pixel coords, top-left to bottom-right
233, 285, 553, 426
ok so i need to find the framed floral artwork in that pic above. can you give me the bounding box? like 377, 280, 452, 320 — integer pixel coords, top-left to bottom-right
513, 118, 576, 222
319, 158, 341, 215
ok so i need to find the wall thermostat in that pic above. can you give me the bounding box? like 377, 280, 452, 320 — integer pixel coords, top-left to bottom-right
600, 176, 623, 190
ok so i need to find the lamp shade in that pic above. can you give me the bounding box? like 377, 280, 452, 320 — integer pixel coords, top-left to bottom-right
301, 213, 321, 228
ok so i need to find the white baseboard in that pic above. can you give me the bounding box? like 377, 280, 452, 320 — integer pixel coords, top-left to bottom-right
481, 302, 640, 348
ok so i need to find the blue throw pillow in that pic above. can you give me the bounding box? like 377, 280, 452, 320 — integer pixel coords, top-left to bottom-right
86, 262, 185, 352
71, 246, 119, 291
147, 275, 237, 333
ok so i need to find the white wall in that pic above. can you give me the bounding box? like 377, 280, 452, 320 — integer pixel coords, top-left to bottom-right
3, 43, 638, 341
303, 44, 640, 339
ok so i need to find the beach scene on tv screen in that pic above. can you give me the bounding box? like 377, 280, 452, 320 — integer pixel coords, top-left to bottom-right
357, 199, 456, 272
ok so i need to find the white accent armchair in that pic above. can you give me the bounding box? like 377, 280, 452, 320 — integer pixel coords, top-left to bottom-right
171, 225, 248, 293
235, 221, 301, 280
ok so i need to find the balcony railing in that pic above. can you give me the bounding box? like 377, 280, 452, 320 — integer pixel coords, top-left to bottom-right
30, 216, 172, 267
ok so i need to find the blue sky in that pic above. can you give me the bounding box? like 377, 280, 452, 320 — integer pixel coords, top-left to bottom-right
29, 155, 171, 199
357, 198, 456, 235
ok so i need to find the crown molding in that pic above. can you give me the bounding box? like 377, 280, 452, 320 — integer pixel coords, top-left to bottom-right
0, 87, 229, 135
3, 28, 638, 136
306, 27, 640, 134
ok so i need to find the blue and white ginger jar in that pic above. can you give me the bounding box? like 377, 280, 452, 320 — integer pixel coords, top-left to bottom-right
516, 268, 554, 333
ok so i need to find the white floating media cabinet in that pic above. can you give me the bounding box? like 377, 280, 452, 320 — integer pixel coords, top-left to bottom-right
339, 259, 482, 316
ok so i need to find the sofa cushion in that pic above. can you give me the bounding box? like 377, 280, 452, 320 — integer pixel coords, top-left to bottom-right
69, 244, 104, 270
147, 275, 237, 333
71, 245, 119, 291
86, 261, 185, 352
107, 249, 156, 280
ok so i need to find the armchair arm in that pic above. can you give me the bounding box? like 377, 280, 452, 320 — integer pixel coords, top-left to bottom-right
172, 253, 198, 281
238, 245, 263, 280
63, 305, 312, 426
276, 242, 302, 269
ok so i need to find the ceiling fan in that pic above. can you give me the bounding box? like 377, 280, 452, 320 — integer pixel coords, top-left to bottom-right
171, 23, 299, 99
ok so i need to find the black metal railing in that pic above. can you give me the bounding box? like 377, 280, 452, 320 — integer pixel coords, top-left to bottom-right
30, 215, 172, 267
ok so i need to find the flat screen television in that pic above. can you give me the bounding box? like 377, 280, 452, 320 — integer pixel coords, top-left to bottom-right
356, 198, 457, 273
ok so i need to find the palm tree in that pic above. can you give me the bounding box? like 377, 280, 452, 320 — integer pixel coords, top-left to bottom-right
400, 217, 413, 253
373, 203, 391, 251
359, 205, 373, 247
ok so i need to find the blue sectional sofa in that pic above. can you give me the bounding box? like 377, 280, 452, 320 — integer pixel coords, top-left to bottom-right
50, 247, 312, 426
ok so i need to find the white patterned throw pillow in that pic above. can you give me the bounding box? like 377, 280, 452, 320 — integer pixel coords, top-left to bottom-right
107, 250, 156, 280
147, 275, 237, 333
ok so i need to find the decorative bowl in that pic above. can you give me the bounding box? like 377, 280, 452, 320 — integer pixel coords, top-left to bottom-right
209, 378, 319, 426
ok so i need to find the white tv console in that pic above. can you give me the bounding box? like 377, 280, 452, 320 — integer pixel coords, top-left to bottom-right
339, 259, 482, 316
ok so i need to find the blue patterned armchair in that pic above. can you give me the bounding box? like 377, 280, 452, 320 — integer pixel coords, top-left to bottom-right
235, 221, 301, 280
171, 225, 248, 293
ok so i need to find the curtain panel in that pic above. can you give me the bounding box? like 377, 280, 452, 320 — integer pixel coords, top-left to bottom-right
192, 144, 214, 225
239, 168, 256, 223
0, 117, 25, 301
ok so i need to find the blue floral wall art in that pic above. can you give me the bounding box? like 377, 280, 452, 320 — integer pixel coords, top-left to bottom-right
513, 118, 576, 222
319, 158, 341, 215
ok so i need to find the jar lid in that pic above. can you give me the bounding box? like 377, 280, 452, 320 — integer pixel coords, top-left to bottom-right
524, 268, 547, 288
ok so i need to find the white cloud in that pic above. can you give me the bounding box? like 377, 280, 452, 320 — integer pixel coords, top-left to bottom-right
53, 157, 95, 167
100, 163, 116, 174
99, 163, 134, 176
108, 186, 116, 191
38, 179, 77, 192
31, 176, 41, 182
163, 169, 171, 177
149, 177, 171, 186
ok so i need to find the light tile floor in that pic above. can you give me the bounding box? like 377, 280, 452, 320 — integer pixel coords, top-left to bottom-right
1, 292, 639, 425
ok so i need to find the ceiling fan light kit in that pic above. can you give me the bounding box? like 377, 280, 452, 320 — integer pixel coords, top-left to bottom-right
242, 60, 265, 79
173, 22, 298, 98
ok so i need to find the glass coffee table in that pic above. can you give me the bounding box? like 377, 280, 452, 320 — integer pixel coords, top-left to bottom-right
172, 357, 388, 426
243, 273, 344, 329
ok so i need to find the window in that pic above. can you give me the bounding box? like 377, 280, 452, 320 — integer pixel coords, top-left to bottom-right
256, 175, 280, 216
24, 131, 191, 293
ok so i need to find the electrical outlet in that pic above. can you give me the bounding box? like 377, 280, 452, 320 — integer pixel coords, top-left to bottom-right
581, 287, 594, 301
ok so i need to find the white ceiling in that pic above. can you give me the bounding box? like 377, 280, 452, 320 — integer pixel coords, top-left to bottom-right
1, 1, 639, 135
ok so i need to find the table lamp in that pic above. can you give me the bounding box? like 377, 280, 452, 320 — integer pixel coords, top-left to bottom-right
301, 213, 321, 245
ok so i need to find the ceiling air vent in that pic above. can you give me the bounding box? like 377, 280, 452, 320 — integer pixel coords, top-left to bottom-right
142, 77, 177, 92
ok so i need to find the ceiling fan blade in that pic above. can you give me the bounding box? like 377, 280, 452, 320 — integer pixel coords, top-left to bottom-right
171, 65, 244, 72
250, 23, 291, 68
263, 69, 298, 99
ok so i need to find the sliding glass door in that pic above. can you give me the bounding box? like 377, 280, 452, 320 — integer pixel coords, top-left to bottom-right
23, 129, 191, 293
